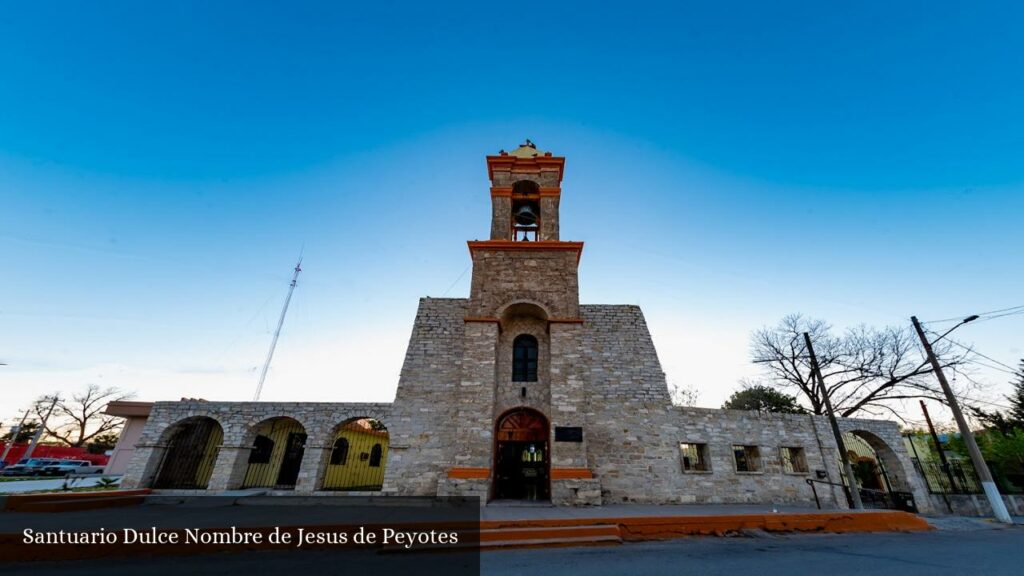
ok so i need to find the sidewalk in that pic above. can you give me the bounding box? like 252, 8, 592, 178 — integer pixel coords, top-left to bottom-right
0, 476, 121, 495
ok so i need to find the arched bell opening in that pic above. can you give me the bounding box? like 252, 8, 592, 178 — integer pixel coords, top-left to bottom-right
511, 180, 540, 241
492, 407, 550, 501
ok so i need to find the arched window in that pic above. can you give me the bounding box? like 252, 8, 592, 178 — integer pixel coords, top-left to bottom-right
248, 435, 274, 464
512, 334, 539, 382
329, 437, 349, 465
369, 443, 383, 467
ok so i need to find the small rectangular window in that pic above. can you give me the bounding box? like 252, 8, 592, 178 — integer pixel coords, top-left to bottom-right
679, 443, 711, 472
780, 446, 809, 474
733, 445, 761, 473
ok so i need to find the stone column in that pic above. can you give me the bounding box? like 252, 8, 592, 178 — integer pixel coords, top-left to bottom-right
120, 443, 165, 489
548, 321, 601, 505
455, 321, 498, 468
437, 320, 498, 500
548, 322, 587, 468
207, 445, 252, 491
295, 431, 331, 493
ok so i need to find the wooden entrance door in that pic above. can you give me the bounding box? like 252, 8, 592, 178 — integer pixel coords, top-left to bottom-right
493, 408, 550, 501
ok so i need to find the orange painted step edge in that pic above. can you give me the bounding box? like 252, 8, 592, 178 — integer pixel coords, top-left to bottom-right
480, 511, 932, 536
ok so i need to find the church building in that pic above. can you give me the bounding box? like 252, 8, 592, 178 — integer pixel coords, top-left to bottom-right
121, 143, 929, 510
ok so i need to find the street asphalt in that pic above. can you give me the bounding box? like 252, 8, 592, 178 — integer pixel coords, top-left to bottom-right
2, 517, 1020, 576
482, 522, 1024, 576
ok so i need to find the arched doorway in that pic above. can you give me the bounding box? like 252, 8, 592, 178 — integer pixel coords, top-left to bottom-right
842, 430, 917, 510
241, 417, 307, 490
321, 417, 389, 491
493, 408, 549, 501
152, 416, 223, 489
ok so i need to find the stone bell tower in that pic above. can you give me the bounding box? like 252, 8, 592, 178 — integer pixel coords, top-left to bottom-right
441, 141, 596, 504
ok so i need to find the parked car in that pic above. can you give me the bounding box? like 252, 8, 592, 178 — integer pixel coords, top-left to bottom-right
1, 458, 64, 476
39, 460, 105, 476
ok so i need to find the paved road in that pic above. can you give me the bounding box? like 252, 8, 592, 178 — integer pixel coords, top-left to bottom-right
4, 522, 1021, 576
482, 527, 1024, 576
0, 475, 120, 494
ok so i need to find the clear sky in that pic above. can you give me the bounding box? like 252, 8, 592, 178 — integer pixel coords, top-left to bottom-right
2, 2, 1022, 428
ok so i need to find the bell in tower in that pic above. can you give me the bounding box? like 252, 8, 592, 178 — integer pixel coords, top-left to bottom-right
485, 141, 565, 242
512, 182, 540, 241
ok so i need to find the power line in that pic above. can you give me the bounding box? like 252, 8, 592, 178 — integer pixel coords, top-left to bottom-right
441, 263, 471, 297
923, 304, 1024, 325
973, 309, 1024, 324
940, 337, 1020, 374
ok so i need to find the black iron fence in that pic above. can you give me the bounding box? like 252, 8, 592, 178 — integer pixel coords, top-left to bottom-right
913, 458, 1024, 495
913, 458, 983, 495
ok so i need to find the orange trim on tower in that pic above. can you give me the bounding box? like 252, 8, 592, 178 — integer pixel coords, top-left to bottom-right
486, 155, 565, 183
447, 467, 490, 479
550, 468, 593, 480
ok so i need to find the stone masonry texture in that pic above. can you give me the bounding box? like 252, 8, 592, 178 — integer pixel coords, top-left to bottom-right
123, 147, 930, 512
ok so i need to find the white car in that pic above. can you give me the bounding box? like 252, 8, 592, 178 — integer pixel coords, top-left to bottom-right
39, 460, 105, 476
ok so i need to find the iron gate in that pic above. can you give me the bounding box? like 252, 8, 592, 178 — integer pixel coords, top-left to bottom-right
152, 418, 222, 490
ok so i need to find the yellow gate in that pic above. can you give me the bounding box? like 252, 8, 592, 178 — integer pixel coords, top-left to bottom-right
322, 418, 388, 491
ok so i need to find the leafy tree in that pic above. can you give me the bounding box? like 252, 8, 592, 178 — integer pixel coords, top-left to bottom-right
1007, 359, 1024, 424
722, 384, 807, 414
1, 421, 39, 443
750, 314, 977, 419
86, 432, 122, 454
954, 361, 1024, 491
970, 359, 1024, 434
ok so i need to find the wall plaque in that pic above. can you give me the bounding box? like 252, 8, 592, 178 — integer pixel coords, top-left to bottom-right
554, 426, 583, 442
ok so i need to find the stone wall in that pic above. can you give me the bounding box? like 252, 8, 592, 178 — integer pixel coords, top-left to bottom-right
494, 315, 551, 417
384, 297, 467, 496
467, 249, 580, 318
120, 295, 930, 511
120, 400, 392, 493
927, 493, 1024, 517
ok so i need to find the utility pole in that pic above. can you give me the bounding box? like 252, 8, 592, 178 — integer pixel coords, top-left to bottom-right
920, 400, 955, 513
920, 401, 959, 492
254, 258, 302, 401
0, 408, 31, 464
804, 332, 864, 510
23, 396, 58, 461
911, 315, 1012, 524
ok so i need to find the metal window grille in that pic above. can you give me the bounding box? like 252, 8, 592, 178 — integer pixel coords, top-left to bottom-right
679, 443, 709, 472
733, 445, 761, 472
781, 447, 809, 474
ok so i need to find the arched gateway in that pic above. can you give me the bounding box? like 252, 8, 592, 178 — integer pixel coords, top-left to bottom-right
493, 407, 550, 501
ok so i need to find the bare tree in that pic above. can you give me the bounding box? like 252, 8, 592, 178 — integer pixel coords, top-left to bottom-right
33, 384, 132, 447
751, 314, 979, 420
669, 381, 699, 407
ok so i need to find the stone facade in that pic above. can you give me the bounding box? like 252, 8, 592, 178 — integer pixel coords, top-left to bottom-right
121, 143, 930, 513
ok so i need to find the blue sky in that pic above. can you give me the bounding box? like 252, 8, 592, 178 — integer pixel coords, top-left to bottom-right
1, 2, 1022, 427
